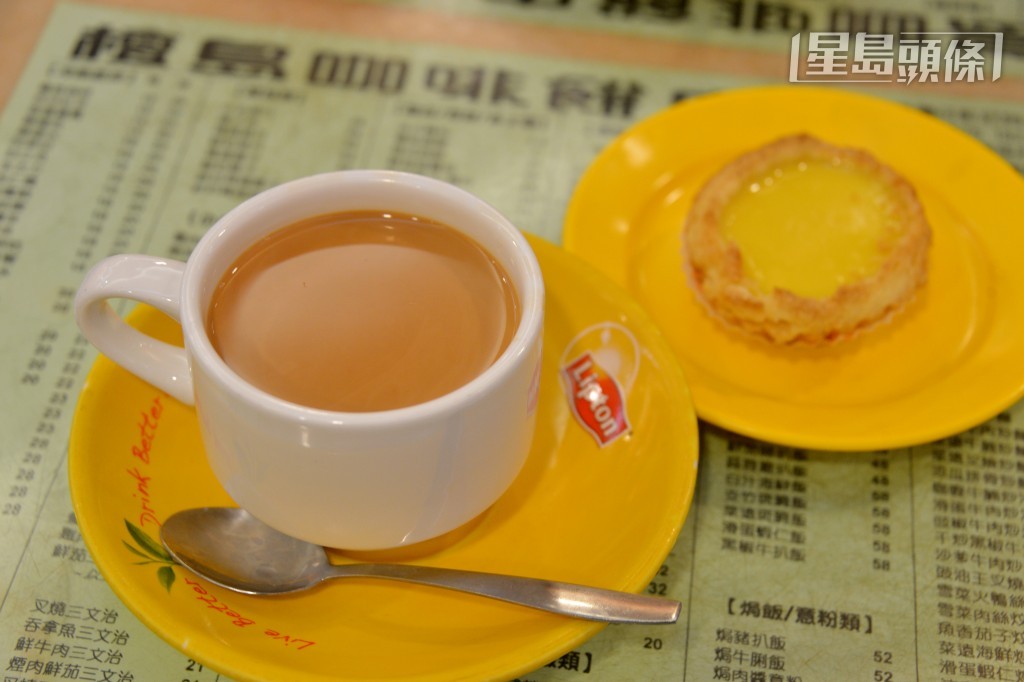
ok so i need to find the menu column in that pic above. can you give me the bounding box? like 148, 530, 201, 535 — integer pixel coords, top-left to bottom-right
684, 431, 920, 681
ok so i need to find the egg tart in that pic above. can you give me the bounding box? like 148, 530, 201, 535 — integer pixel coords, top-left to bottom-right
683, 134, 931, 346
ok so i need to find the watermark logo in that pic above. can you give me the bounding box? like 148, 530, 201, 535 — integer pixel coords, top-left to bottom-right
789, 32, 1003, 84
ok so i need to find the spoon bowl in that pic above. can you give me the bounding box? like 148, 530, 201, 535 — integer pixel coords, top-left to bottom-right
160, 507, 681, 624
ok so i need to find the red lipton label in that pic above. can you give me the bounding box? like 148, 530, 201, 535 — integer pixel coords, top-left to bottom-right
561, 352, 630, 446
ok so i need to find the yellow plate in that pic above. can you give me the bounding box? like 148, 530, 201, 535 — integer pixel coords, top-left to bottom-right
563, 85, 1024, 451
68, 235, 698, 682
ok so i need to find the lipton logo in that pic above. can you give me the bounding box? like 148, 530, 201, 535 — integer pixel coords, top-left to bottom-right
561, 352, 630, 446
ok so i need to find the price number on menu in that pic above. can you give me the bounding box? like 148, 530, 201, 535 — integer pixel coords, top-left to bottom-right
874, 650, 894, 682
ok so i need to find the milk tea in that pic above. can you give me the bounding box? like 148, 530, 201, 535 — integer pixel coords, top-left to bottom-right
206, 210, 519, 412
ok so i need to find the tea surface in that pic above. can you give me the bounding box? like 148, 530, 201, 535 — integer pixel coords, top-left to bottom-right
207, 211, 519, 411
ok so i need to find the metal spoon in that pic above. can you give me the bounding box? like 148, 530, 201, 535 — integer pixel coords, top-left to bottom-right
160, 507, 681, 624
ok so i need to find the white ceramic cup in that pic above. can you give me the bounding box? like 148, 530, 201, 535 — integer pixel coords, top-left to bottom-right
75, 171, 544, 550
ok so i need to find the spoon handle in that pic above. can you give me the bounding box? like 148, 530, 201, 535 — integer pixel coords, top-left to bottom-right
327, 563, 680, 624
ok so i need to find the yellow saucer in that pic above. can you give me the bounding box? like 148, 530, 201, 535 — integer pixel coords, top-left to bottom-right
68, 235, 698, 682
563, 85, 1024, 451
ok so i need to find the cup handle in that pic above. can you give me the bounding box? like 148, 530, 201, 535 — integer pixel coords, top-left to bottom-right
74, 255, 194, 405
